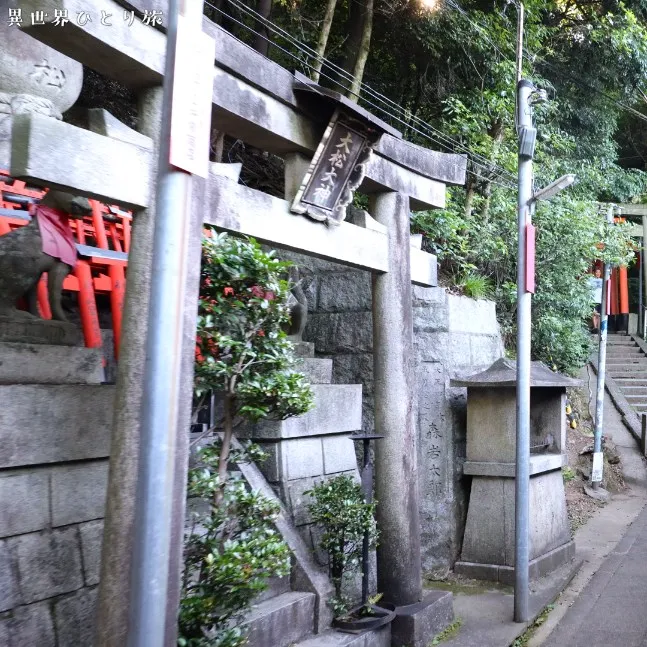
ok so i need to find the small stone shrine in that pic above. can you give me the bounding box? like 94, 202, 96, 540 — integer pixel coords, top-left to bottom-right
451, 358, 579, 583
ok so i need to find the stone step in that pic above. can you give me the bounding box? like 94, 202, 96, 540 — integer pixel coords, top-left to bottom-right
614, 380, 647, 386
0, 342, 104, 384
295, 626, 391, 647
607, 351, 643, 358
254, 575, 291, 603
619, 387, 647, 395
607, 362, 647, 369
238, 384, 363, 439
624, 395, 647, 403
241, 591, 315, 647
293, 358, 333, 384
293, 341, 315, 358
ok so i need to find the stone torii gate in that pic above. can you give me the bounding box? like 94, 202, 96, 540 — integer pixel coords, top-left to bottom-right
12, 2, 466, 645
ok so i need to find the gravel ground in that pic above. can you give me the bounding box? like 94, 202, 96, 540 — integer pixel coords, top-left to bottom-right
564, 386, 626, 533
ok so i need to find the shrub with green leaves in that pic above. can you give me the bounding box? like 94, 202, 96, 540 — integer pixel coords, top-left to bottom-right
306, 475, 378, 616
194, 232, 314, 491
413, 192, 636, 375
179, 444, 291, 647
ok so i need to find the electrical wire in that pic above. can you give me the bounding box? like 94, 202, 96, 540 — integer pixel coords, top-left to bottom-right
223, 0, 518, 185
206, 0, 519, 188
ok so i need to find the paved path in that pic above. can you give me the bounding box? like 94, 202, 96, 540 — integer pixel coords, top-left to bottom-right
538, 372, 647, 647
541, 504, 647, 647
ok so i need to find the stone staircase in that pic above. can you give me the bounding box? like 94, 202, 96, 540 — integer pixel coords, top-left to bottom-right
606, 335, 647, 414
233, 342, 392, 647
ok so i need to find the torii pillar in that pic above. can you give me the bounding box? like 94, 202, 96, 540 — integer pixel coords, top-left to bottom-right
371, 191, 453, 647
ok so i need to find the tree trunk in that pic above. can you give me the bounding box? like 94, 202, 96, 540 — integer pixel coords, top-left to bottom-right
340, 0, 374, 99
463, 174, 476, 218
253, 0, 273, 57
215, 393, 234, 507
480, 120, 505, 223
311, 0, 338, 83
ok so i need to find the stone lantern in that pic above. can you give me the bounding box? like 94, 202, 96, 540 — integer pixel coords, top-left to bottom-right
0, 18, 83, 169
450, 357, 579, 583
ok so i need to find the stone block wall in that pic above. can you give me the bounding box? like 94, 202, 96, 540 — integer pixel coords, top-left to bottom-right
237, 346, 364, 569
284, 252, 504, 576
0, 379, 114, 647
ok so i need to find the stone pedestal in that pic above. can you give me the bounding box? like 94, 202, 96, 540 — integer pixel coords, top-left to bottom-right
0, 19, 83, 168
452, 359, 580, 583
390, 591, 454, 647
0, 315, 83, 346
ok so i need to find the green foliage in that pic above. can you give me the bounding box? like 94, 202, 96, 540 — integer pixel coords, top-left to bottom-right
306, 475, 378, 614
430, 617, 463, 645
195, 232, 314, 421
178, 444, 291, 647
414, 190, 636, 375
562, 466, 576, 482
456, 271, 493, 300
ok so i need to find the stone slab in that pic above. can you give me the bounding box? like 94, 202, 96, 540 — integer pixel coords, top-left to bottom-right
239, 384, 362, 439
0, 342, 104, 384
0, 316, 83, 346
0, 600, 56, 647
20, 0, 166, 88
389, 590, 454, 647
0, 384, 114, 468
463, 454, 565, 477
362, 153, 446, 210
240, 591, 315, 647
0, 540, 19, 612
455, 540, 576, 584
294, 358, 333, 384
51, 461, 109, 526
12, 527, 83, 604
322, 436, 358, 475
206, 173, 389, 275
52, 587, 98, 647
295, 626, 390, 646
11, 114, 151, 209
79, 520, 104, 586
283, 438, 325, 481
0, 470, 50, 537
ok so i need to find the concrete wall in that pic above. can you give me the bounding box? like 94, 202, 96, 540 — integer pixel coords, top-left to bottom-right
286, 253, 504, 577
0, 381, 114, 647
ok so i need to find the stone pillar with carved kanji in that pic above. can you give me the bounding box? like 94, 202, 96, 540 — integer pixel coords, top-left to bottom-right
0, 13, 83, 169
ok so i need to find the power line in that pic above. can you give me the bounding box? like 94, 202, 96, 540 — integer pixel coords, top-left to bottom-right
207, 0, 518, 188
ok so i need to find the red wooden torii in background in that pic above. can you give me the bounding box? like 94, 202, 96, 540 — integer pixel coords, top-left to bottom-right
0, 169, 130, 359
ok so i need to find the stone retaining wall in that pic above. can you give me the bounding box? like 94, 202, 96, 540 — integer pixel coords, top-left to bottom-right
0, 381, 114, 646
285, 252, 504, 576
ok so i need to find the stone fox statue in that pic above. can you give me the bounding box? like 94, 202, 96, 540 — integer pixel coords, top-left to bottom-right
283, 265, 308, 340
0, 189, 91, 321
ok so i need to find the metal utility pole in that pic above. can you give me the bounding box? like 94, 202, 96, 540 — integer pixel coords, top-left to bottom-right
592, 205, 615, 490
513, 0, 533, 622
127, 0, 208, 644
514, 77, 534, 624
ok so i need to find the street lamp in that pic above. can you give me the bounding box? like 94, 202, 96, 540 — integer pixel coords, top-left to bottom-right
531, 174, 575, 203
515, 78, 576, 623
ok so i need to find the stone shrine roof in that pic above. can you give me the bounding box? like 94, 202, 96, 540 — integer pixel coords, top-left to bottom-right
450, 357, 582, 388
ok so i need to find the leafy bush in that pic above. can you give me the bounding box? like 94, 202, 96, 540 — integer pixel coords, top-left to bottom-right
179, 444, 291, 647
306, 475, 378, 615
180, 233, 315, 645
413, 192, 636, 375
195, 232, 314, 492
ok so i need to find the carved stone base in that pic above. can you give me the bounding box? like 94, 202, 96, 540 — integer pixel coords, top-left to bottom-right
0, 315, 83, 346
